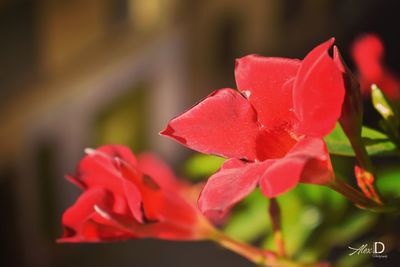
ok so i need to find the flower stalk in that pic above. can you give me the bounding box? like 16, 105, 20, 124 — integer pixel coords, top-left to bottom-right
338, 95, 383, 204
269, 198, 286, 257
328, 177, 383, 210
209, 230, 323, 267
334, 47, 383, 204
349, 135, 383, 204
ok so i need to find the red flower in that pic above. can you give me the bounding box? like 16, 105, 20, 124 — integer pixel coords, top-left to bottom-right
58, 145, 212, 242
161, 39, 346, 216
351, 34, 400, 100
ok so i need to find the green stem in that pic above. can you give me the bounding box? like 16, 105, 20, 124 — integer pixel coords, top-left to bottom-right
269, 198, 286, 257
351, 136, 373, 172
349, 136, 383, 203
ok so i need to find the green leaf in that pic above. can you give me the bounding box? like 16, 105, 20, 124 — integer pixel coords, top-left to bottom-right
361, 126, 398, 155
183, 154, 225, 181
324, 123, 354, 156
376, 166, 400, 198
324, 123, 398, 156
223, 190, 270, 242
296, 184, 347, 216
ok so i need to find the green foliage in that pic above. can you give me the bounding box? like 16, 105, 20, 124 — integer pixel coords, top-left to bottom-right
184, 154, 225, 181
182, 129, 398, 267
324, 123, 398, 156
223, 190, 270, 242
262, 189, 318, 257
376, 165, 400, 198
220, 183, 379, 264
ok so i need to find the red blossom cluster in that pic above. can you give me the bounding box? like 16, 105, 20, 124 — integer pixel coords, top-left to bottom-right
58, 36, 392, 266
59, 145, 212, 242
60, 38, 358, 242
162, 38, 351, 217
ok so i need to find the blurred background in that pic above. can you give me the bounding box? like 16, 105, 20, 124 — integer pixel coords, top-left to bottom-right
1, 0, 400, 266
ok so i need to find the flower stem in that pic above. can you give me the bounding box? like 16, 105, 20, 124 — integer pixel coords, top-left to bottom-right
350, 136, 383, 204
269, 198, 286, 257
327, 177, 382, 210
209, 230, 322, 267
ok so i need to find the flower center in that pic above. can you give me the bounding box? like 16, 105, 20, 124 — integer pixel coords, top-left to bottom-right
255, 122, 301, 161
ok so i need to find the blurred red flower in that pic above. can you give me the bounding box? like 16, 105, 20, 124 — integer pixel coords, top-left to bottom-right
162, 39, 346, 217
351, 34, 400, 99
58, 145, 212, 242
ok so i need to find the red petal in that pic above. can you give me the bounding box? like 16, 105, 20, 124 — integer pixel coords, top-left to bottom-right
259, 137, 333, 197
255, 126, 298, 160
198, 158, 274, 217
76, 147, 144, 223
235, 55, 300, 129
61, 147, 206, 242
137, 152, 180, 191
58, 188, 133, 242
117, 159, 197, 226
137, 153, 199, 208
91, 201, 199, 241
144, 222, 199, 240
293, 38, 345, 137
121, 176, 145, 223
116, 159, 163, 222
157, 191, 199, 228
75, 145, 139, 195
96, 145, 138, 166
161, 88, 259, 161
296, 138, 333, 185
65, 174, 86, 190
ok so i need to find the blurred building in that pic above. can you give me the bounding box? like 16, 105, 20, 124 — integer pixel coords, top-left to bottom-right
0, 1, 284, 266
